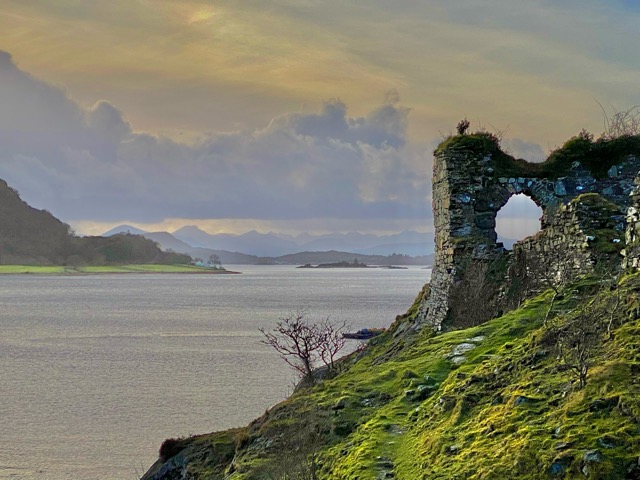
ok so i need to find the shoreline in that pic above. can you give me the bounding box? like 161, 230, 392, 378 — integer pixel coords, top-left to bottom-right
0, 265, 241, 275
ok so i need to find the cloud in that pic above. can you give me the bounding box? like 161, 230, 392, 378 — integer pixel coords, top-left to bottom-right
87, 100, 132, 142
502, 138, 546, 163
0, 52, 430, 229
5, 0, 639, 148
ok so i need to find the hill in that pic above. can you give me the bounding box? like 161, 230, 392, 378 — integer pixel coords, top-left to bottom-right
0, 179, 190, 266
141, 131, 640, 480
142, 273, 640, 480
0, 178, 74, 264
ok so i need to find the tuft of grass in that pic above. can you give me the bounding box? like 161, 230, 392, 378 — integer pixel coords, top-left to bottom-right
435, 132, 640, 180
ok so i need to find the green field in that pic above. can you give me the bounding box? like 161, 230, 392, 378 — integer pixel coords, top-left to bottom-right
0, 264, 238, 275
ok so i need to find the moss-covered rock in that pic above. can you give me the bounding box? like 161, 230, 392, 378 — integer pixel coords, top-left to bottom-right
436, 132, 640, 180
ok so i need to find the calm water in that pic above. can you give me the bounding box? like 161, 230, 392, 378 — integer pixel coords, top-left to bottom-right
0, 265, 429, 480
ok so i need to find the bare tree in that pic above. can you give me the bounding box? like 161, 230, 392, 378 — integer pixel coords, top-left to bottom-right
318, 318, 349, 373
594, 265, 625, 340
209, 253, 221, 268
556, 306, 600, 389
539, 261, 573, 326
259, 310, 350, 386
597, 102, 640, 138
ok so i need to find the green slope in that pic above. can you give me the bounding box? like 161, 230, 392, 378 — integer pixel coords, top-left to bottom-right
143, 273, 640, 480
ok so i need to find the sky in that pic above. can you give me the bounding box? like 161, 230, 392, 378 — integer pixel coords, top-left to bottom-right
0, 0, 639, 238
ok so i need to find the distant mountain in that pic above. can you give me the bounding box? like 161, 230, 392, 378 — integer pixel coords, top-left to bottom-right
102, 224, 148, 236
108, 228, 431, 266
143, 231, 261, 265
295, 231, 433, 255
142, 231, 194, 253
171, 225, 221, 248
170, 226, 434, 257
228, 230, 298, 256
173, 226, 298, 256
102, 225, 434, 261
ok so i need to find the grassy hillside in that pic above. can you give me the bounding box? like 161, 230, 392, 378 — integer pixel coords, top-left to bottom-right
143, 272, 640, 479
0, 178, 191, 266
0, 178, 74, 263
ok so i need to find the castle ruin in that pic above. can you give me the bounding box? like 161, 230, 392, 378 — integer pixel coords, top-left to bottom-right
416, 133, 640, 330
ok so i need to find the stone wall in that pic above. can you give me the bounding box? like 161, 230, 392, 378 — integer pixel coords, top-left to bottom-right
503, 194, 625, 310
623, 176, 640, 270
416, 134, 640, 330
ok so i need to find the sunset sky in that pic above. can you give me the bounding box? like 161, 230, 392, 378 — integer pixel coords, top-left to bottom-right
1, 1, 638, 238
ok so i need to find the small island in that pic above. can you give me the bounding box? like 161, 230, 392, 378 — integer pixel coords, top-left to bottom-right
297, 259, 371, 269
297, 259, 408, 269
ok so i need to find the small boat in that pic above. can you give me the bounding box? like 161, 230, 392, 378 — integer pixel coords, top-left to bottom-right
342, 328, 385, 340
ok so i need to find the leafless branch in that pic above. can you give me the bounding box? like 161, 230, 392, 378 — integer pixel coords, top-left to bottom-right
260, 309, 350, 386
556, 306, 600, 389
596, 100, 640, 139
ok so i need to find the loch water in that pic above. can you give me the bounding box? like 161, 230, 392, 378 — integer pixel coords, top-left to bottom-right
0, 265, 429, 479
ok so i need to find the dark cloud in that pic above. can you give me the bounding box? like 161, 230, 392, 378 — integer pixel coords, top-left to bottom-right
0, 51, 430, 225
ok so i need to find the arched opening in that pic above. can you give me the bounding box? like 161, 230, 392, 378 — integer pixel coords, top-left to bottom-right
495, 194, 543, 249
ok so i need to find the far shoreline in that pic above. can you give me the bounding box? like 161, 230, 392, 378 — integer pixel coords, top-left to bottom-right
0, 265, 242, 275
296, 262, 409, 269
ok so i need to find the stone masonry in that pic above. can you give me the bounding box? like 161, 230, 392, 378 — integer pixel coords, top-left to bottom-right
623, 175, 640, 270
416, 135, 640, 331
504, 193, 626, 310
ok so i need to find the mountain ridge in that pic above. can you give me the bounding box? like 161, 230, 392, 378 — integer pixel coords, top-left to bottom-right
104, 225, 433, 265
104, 224, 434, 258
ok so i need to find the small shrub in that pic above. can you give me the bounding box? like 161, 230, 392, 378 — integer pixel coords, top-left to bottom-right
457, 118, 470, 135
436, 128, 640, 180
159, 437, 188, 461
